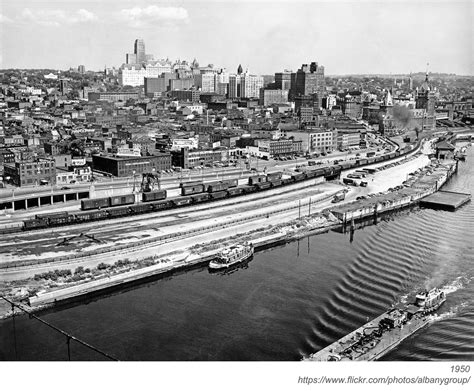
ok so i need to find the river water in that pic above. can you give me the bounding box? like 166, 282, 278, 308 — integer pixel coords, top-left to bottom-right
1, 147, 473, 361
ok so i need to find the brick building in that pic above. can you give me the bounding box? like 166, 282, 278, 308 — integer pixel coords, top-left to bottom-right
3, 158, 56, 186
92, 154, 171, 177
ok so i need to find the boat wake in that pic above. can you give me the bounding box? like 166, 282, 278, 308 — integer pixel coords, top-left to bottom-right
440, 275, 473, 295
427, 301, 470, 324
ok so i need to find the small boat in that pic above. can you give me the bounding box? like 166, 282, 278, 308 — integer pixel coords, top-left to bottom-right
209, 242, 254, 270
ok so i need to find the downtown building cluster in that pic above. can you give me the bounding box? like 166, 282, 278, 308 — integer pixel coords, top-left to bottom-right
0, 38, 472, 188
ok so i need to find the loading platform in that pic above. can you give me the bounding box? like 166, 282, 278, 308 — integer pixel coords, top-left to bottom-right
420, 190, 471, 211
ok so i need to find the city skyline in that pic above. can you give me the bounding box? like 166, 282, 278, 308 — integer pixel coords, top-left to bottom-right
0, 0, 472, 75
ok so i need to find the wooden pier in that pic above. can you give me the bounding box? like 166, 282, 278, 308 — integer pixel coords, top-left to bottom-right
420, 190, 471, 211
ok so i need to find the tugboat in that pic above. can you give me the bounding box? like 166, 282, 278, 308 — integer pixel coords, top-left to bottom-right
209, 242, 254, 270
413, 288, 446, 313
306, 287, 447, 361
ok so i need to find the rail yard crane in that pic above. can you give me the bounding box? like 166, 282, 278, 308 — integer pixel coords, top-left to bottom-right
141, 172, 161, 192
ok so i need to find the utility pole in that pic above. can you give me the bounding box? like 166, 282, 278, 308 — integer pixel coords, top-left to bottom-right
308, 197, 311, 216
298, 200, 301, 219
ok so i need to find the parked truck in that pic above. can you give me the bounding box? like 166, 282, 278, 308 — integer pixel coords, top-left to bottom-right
331, 192, 346, 203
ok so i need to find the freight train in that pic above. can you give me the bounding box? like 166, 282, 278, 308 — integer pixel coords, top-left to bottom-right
20, 144, 416, 231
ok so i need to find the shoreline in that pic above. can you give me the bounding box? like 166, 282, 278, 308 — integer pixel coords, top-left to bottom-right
0, 149, 464, 319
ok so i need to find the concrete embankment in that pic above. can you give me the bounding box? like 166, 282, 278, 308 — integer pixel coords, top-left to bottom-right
17, 158, 458, 312
25, 227, 330, 309
330, 160, 457, 224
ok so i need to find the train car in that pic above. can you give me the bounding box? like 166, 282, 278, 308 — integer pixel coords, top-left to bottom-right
227, 187, 244, 197
358, 158, 368, 166
291, 173, 305, 182
248, 175, 267, 186
222, 178, 238, 188
240, 185, 257, 194
181, 184, 205, 196
210, 191, 227, 200
107, 207, 130, 218
338, 161, 353, 170
129, 204, 153, 214
192, 193, 210, 203
255, 182, 272, 191
207, 182, 229, 193
23, 219, 48, 230
267, 172, 282, 181
375, 156, 384, 163
282, 177, 294, 185
48, 214, 76, 226
74, 210, 108, 222
388, 152, 397, 159
395, 151, 401, 157
109, 194, 135, 207
172, 197, 193, 206
142, 190, 167, 202
367, 157, 376, 165
270, 179, 282, 187
35, 211, 68, 220
179, 181, 202, 188
151, 200, 173, 211
81, 197, 110, 211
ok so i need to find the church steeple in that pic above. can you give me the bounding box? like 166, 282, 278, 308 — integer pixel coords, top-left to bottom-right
237, 64, 243, 75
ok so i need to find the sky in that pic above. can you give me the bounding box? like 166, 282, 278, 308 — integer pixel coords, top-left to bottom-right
0, 0, 472, 75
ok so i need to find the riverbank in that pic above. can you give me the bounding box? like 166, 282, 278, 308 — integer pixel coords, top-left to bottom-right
0, 147, 462, 318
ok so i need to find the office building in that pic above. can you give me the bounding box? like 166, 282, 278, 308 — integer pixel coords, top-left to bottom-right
92, 154, 171, 177
291, 62, 325, 108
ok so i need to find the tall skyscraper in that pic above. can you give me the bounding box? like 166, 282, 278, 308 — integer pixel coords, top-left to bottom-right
134, 39, 146, 64
126, 39, 146, 65
275, 70, 292, 90
290, 62, 325, 108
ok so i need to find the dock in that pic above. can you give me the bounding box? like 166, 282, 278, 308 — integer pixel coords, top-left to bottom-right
420, 190, 471, 211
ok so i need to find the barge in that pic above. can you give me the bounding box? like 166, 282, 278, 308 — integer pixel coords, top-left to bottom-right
306, 288, 446, 361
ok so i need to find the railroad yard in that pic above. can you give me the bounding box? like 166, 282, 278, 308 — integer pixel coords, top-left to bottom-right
1, 137, 463, 317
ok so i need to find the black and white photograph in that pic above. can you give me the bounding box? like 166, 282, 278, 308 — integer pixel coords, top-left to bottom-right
0, 0, 472, 389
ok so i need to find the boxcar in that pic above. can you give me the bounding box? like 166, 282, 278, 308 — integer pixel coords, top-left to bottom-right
222, 179, 238, 188
179, 181, 202, 188
48, 215, 76, 226
142, 190, 167, 202
192, 193, 210, 203
282, 178, 294, 185
109, 194, 135, 207
291, 173, 305, 182
81, 197, 110, 211
181, 184, 205, 196
24, 219, 48, 230
267, 172, 282, 181
35, 211, 68, 220
248, 175, 267, 185
207, 182, 228, 193
210, 191, 227, 200
375, 156, 384, 163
